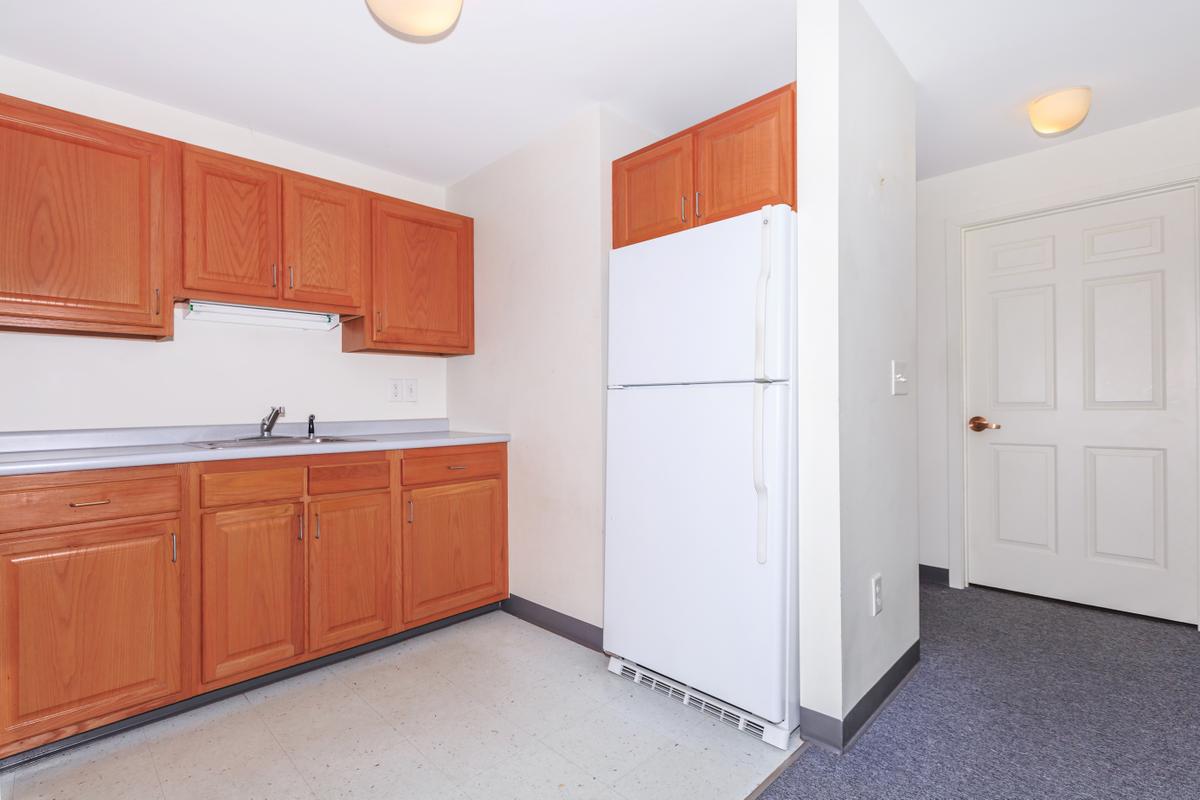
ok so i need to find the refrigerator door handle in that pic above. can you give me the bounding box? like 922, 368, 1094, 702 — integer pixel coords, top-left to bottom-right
753, 382, 768, 564
753, 208, 773, 381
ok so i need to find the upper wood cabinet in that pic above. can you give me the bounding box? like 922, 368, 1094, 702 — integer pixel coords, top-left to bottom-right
612, 84, 795, 248
0, 520, 183, 746
342, 196, 474, 355
200, 502, 306, 685
182, 147, 280, 300
182, 146, 366, 314
612, 133, 694, 249
695, 85, 795, 225
308, 492, 391, 652
0, 94, 178, 337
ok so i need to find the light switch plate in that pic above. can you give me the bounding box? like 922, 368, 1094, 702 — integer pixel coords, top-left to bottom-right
891, 360, 910, 396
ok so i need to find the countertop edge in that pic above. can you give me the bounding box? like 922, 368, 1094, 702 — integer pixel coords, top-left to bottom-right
0, 433, 512, 478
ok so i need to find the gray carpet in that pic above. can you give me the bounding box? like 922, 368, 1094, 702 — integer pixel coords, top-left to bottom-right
761, 581, 1200, 800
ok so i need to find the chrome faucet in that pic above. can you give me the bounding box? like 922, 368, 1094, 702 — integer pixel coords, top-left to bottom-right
260, 406, 285, 438
307, 414, 316, 440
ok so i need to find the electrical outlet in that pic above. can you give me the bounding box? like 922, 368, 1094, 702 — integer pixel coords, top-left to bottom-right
387, 379, 403, 403
871, 574, 883, 617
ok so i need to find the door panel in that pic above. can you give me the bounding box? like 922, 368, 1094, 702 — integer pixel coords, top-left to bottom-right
0, 521, 182, 743
371, 198, 473, 352
0, 96, 171, 332
282, 174, 365, 310
613, 133, 694, 248
608, 206, 793, 385
694, 85, 795, 226
965, 186, 1198, 623
309, 493, 391, 651
402, 479, 505, 625
183, 147, 280, 299
604, 381, 789, 722
201, 503, 304, 683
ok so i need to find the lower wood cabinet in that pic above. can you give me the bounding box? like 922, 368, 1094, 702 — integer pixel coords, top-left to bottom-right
308, 492, 392, 652
402, 478, 507, 626
200, 503, 306, 684
0, 520, 182, 745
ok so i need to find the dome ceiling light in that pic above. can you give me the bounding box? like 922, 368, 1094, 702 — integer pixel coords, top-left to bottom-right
366, 0, 463, 39
1028, 87, 1093, 137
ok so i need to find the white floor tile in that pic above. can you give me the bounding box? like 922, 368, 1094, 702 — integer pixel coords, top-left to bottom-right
462, 744, 621, 800
546, 702, 674, 784
12, 727, 165, 800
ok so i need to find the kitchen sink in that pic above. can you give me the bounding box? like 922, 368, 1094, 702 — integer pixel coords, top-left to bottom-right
186, 435, 374, 450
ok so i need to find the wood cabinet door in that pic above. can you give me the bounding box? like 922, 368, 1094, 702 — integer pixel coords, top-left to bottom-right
0, 521, 182, 745
200, 503, 304, 684
308, 492, 391, 652
694, 85, 795, 225
402, 479, 506, 626
282, 174, 366, 311
370, 198, 473, 353
0, 95, 174, 335
612, 133, 694, 248
183, 146, 281, 300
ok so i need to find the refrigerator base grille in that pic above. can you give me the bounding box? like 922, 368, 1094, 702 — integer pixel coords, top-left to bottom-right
606, 656, 791, 749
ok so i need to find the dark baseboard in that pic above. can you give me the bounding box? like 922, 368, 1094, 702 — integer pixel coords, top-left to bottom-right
798, 639, 920, 752
919, 564, 950, 585
500, 595, 604, 652
0, 602, 501, 773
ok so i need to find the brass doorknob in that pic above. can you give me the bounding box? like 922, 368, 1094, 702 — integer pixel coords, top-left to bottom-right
968, 416, 1001, 432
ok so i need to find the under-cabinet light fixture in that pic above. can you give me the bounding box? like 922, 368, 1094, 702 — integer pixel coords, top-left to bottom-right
183, 301, 339, 331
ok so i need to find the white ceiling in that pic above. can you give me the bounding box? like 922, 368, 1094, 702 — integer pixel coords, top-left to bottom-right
860, 0, 1200, 179
0, 0, 795, 186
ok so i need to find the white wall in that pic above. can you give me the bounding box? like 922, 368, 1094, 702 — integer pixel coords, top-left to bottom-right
0, 56, 449, 432
917, 105, 1200, 570
797, 0, 918, 720
445, 107, 655, 626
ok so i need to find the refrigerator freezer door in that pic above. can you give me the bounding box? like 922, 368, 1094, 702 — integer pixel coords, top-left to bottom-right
608, 205, 793, 387
603, 381, 789, 722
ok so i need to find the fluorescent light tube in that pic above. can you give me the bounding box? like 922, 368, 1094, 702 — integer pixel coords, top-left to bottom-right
183, 301, 339, 331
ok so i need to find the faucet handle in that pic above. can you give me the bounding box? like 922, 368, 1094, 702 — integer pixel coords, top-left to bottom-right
307, 414, 316, 438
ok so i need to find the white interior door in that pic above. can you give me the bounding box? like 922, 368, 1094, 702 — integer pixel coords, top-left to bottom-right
965, 185, 1199, 624
604, 381, 789, 721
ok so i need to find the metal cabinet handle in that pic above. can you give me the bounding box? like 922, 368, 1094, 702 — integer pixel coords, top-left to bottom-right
447, 465, 467, 471
68, 499, 111, 508
407, 499, 414, 524
288, 265, 295, 290
680, 195, 686, 223
272, 264, 278, 288
170, 531, 178, 563
376, 311, 382, 331
695, 191, 701, 219
298, 514, 304, 541
155, 288, 162, 316
315, 513, 321, 540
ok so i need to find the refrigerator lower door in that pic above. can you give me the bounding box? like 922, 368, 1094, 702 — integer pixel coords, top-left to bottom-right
608, 205, 794, 386
603, 381, 789, 722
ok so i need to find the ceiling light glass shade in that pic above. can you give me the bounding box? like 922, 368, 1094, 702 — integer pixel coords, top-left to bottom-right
1028, 87, 1092, 136
366, 0, 463, 37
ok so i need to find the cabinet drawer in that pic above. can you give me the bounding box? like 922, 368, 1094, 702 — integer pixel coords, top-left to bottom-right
200, 467, 304, 508
309, 461, 390, 496
0, 476, 181, 534
402, 449, 503, 486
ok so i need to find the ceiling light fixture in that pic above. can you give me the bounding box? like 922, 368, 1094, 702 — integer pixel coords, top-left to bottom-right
366, 0, 463, 38
1027, 87, 1092, 136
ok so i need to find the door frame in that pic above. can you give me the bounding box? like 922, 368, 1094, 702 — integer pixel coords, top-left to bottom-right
943, 169, 1200, 627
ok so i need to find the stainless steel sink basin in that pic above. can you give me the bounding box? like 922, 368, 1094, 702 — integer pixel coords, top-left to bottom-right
186, 435, 373, 450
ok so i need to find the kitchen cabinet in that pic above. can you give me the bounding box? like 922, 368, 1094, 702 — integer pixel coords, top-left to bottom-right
342, 196, 474, 355
612, 84, 795, 248
402, 478, 506, 626
308, 492, 391, 652
182, 146, 366, 314
612, 133, 694, 249
0, 93, 178, 338
200, 503, 306, 684
0, 520, 183, 746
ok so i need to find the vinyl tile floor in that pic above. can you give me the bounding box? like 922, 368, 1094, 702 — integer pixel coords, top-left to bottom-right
2, 611, 800, 800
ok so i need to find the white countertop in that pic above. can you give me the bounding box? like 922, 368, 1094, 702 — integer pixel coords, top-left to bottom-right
0, 419, 509, 477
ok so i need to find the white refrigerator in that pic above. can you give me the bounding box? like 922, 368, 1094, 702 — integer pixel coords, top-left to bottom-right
604, 204, 798, 749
